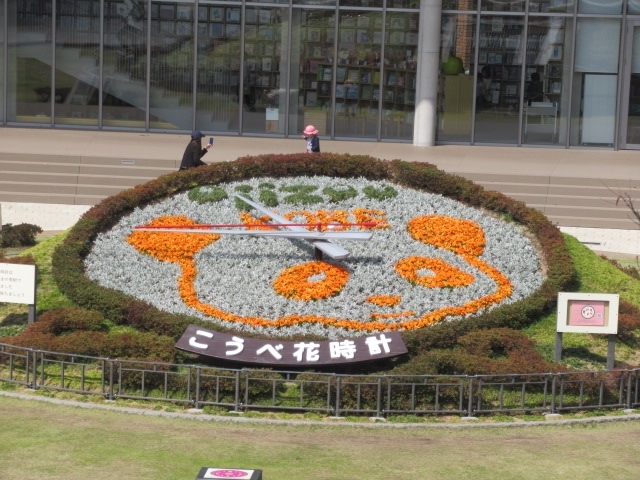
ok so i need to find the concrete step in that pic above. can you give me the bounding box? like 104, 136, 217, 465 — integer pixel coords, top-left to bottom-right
0, 191, 79, 205
0, 180, 79, 196
2, 172, 171, 187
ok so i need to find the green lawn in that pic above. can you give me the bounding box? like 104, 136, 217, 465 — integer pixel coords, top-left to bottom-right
1, 394, 640, 480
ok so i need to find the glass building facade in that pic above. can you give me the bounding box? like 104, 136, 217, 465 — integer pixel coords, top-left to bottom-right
2, 1, 640, 149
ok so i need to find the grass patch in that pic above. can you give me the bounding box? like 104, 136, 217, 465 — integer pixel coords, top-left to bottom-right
1, 231, 75, 337
524, 234, 640, 369
1, 394, 640, 480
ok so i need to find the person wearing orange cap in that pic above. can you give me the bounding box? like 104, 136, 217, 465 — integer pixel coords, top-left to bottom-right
301, 125, 320, 153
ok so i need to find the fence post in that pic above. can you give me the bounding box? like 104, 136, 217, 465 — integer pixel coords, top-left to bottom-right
376, 377, 382, 418
105, 359, 115, 400
550, 374, 557, 414
24, 348, 31, 388
334, 376, 341, 418
466, 376, 474, 416
31, 350, 39, 390
234, 370, 241, 412
194, 366, 201, 410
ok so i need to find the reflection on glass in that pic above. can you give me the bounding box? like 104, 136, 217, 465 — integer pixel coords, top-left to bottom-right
571, 18, 620, 146
541, 0, 574, 13
627, 75, 640, 145
293, 0, 337, 5
474, 15, 524, 144
0, 4, 4, 122
333, 11, 384, 139
438, 13, 474, 142
148, 2, 194, 130
288, 9, 335, 137
443, 0, 478, 10
196, 3, 241, 133
578, 0, 622, 14
381, 12, 418, 140
523, 16, 570, 145
630, 0, 640, 14
242, 7, 286, 134
102, 0, 147, 128
53, 0, 100, 126
8, 2, 53, 124
481, 0, 525, 12
626, 27, 640, 145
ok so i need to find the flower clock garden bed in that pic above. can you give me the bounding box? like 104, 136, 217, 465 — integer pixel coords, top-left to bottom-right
87, 176, 542, 338
49, 154, 574, 373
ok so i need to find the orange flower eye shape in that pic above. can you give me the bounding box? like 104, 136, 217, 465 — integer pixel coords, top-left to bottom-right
366, 295, 402, 307
407, 215, 485, 257
126, 215, 220, 263
272, 261, 350, 301
395, 256, 475, 288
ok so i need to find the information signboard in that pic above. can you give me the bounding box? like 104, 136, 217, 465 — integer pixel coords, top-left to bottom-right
0, 263, 36, 305
556, 292, 619, 334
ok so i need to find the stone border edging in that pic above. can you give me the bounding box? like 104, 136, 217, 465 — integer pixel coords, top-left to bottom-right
2, 390, 639, 429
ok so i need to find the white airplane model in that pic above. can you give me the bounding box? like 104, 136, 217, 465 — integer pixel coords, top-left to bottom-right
134, 194, 374, 260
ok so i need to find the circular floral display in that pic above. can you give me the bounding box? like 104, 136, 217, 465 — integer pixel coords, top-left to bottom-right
85, 177, 543, 338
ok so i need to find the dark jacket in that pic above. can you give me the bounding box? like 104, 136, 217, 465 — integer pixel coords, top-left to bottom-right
179, 141, 208, 170
305, 135, 320, 153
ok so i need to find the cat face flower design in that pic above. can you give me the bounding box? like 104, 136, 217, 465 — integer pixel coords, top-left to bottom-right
85, 178, 543, 338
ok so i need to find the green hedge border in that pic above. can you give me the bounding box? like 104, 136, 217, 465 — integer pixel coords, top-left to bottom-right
51, 153, 576, 370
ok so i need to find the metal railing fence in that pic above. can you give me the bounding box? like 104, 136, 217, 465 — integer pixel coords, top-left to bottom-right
1, 343, 639, 417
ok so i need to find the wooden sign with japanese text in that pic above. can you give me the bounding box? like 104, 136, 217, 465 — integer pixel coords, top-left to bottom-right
176, 325, 408, 367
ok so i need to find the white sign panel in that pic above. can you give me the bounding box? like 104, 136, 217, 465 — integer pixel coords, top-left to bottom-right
0, 263, 36, 304
556, 292, 619, 334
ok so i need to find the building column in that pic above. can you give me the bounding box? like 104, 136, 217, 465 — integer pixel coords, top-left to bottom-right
413, 0, 442, 147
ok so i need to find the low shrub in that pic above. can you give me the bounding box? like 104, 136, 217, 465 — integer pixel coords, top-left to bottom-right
615, 300, 640, 339
0, 223, 42, 247
29, 307, 108, 335
394, 328, 565, 376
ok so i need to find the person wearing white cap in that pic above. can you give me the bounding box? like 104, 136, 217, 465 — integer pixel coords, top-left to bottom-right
179, 130, 213, 170
301, 125, 320, 153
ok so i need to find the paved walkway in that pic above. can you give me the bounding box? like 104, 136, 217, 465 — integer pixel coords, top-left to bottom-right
1, 126, 639, 180
560, 226, 640, 258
